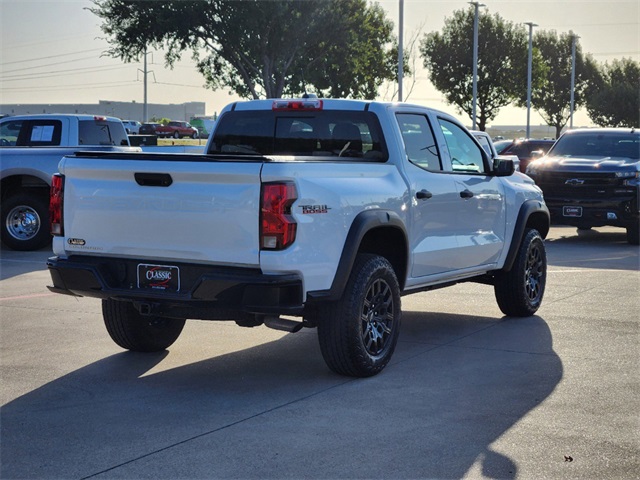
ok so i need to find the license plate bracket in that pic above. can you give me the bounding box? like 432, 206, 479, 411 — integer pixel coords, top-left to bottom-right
563, 206, 583, 218
137, 264, 180, 292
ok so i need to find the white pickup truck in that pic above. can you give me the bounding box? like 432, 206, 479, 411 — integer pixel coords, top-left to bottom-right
0, 114, 137, 250
47, 98, 550, 377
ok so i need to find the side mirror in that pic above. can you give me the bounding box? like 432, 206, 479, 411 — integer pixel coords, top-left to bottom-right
493, 158, 515, 176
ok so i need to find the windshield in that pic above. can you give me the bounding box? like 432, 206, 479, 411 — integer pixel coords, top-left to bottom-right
210, 110, 388, 161
549, 131, 639, 160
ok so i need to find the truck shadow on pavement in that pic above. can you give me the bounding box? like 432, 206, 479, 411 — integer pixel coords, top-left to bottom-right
545, 228, 639, 271
1, 312, 561, 479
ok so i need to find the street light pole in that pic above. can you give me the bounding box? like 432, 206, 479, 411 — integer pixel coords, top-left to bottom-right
398, 0, 404, 102
524, 22, 537, 139
469, 2, 485, 130
569, 34, 580, 129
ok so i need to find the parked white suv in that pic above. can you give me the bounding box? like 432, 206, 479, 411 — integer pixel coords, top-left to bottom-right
122, 120, 141, 134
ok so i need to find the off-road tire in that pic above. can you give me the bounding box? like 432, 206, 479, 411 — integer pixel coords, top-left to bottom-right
102, 299, 185, 352
317, 254, 401, 377
494, 229, 547, 317
1, 191, 51, 251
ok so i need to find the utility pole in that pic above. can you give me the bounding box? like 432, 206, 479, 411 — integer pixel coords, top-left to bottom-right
524, 22, 537, 139
469, 2, 485, 130
569, 34, 579, 129
398, 0, 404, 102
143, 49, 148, 123
137, 49, 154, 123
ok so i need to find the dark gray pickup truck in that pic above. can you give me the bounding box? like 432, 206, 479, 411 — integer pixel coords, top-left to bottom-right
526, 128, 639, 244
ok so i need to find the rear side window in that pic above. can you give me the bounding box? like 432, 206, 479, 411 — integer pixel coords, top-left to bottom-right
210, 110, 388, 161
4, 120, 63, 146
396, 113, 442, 171
79, 120, 128, 146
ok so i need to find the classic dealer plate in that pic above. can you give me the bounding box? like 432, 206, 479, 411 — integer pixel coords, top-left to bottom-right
137, 264, 180, 292
563, 206, 583, 217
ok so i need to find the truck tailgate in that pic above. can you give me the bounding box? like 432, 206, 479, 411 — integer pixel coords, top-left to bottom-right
57, 156, 262, 266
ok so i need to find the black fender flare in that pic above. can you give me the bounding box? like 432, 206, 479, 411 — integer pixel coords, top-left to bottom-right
503, 199, 550, 272
307, 209, 408, 302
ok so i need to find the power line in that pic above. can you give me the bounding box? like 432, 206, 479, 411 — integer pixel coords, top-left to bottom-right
2, 80, 140, 92
0, 64, 132, 82
0, 48, 105, 67
1, 56, 119, 75
154, 81, 206, 89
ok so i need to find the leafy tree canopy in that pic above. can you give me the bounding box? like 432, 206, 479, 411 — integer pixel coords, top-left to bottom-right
420, 7, 536, 131
586, 58, 640, 128
90, 0, 398, 100
531, 30, 601, 138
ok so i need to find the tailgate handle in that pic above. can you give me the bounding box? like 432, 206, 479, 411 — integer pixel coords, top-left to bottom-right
134, 172, 173, 187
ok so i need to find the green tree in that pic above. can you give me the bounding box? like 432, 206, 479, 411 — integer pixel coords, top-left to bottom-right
586, 58, 640, 127
292, 1, 400, 99
419, 7, 533, 131
531, 30, 601, 138
90, 0, 398, 100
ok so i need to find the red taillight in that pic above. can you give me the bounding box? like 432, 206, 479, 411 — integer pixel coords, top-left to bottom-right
260, 183, 297, 250
50, 174, 64, 236
272, 99, 323, 111
93, 116, 107, 121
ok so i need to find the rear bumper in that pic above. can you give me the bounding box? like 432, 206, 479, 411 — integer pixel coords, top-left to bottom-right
47, 255, 304, 316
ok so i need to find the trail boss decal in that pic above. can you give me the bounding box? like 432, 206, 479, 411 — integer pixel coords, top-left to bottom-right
137, 264, 180, 291
299, 205, 331, 214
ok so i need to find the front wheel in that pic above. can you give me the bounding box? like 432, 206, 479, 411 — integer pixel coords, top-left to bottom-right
1, 191, 51, 251
102, 299, 185, 352
173, 131, 180, 139
494, 229, 547, 317
317, 254, 401, 377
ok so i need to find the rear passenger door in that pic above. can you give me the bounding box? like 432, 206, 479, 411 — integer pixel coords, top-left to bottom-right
436, 118, 506, 270
397, 113, 461, 277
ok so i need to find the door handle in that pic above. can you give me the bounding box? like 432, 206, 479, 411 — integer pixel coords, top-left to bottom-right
416, 189, 433, 200
134, 172, 173, 187
459, 189, 474, 199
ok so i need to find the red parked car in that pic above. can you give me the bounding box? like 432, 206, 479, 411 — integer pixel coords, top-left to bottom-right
156, 121, 199, 139
494, 139, 555, 172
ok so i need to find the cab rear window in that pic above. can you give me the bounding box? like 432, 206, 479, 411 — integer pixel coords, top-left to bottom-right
210, 110, 388, 161
79, 120, 128, 146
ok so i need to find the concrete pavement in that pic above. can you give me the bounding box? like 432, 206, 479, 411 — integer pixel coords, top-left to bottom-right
1, 226, 638, 479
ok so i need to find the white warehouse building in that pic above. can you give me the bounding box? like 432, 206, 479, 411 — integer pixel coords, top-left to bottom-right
0, 100, 206, 123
